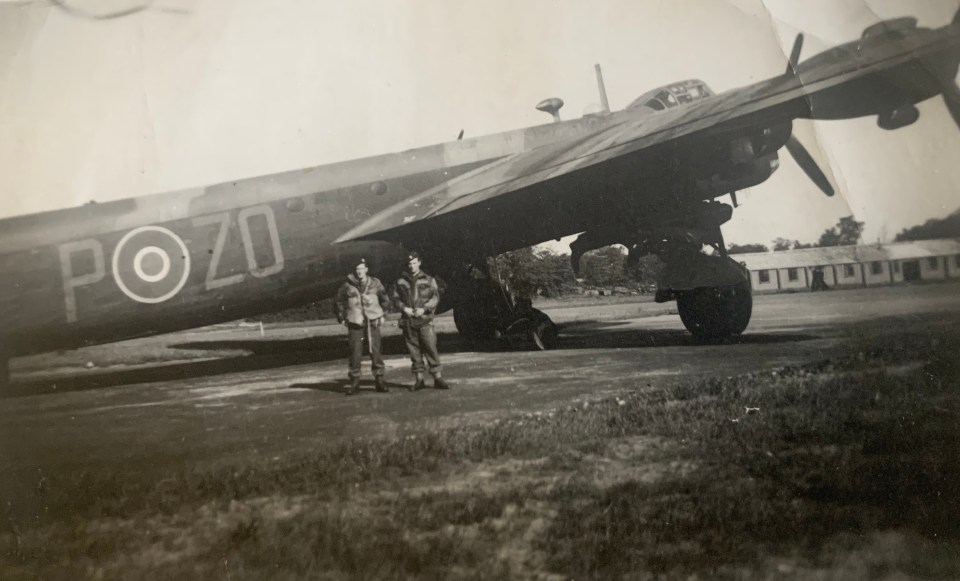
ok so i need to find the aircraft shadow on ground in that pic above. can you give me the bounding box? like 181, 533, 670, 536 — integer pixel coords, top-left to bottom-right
9, 320, 816, 397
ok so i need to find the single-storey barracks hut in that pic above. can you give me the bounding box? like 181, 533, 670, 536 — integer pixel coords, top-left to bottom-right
735, 239, 960, 292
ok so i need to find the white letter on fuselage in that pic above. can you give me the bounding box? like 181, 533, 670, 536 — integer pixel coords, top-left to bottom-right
192, 213, 245, 290
238, 205, 284, 278
59, 239, 106, 323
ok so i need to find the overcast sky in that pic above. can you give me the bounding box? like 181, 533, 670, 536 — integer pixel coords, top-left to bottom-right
1, 0, 959, 248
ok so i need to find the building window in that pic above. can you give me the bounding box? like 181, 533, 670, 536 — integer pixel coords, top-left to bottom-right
955, 255, 960, 268
870, 261, 883, 275
758, 270, 770, 283
787, 268, 798, 281
893, 261, 900, 273
844, 264, 855, 277
928, 257, 940, 270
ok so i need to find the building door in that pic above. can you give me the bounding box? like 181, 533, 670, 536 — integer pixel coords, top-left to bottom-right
902, 260, 921, 282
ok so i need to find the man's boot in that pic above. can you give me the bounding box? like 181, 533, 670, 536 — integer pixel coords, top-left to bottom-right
409, 374, 426, 392
345, 376, 360, 396
375, 375, 388, 393
434, 376, 450, 390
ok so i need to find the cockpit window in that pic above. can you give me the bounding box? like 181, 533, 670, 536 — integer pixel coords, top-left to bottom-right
628, 79, 714, 111
657, 90, 677, 105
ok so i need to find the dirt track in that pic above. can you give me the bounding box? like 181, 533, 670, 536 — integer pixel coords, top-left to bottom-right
3, 283, 960, 485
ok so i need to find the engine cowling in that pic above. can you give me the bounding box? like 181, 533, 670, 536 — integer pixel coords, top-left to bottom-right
877, 104, 920, 130
861, 17, 917, 40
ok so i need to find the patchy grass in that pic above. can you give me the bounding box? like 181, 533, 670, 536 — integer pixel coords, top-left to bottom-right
3, 331, 960, 579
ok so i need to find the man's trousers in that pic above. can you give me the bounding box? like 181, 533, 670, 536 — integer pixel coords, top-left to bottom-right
401, 322, 441, 376
347, 321, 384, 379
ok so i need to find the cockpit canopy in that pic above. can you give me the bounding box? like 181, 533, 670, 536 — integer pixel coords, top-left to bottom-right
626, 79, 714, 112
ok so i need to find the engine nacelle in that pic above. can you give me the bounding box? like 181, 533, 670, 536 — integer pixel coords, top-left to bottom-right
862, 17, 917, 40
877, 105, 920, 130
695, 153, 780, 197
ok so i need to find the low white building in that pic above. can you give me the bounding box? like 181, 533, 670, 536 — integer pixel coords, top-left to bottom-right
735, 239, 960, 292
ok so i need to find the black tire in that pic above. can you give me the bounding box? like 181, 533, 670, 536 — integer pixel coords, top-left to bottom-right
677, 280, 752, 340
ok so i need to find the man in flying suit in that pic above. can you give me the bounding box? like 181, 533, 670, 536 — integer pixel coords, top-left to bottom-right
392, 251, 450, 391
336, 258, 390, 395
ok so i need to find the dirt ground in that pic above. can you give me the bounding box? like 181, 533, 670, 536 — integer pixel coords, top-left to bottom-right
3, 282, 959, 482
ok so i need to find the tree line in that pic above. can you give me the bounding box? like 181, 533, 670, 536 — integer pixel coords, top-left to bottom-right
490, 245, 663, 298
727, 215, 865, 254
894, 208, 960, 241
728, 208, 960, 255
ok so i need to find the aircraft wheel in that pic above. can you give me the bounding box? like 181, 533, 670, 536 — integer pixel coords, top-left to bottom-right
677, 280, 752, 341
529, 309, 559, 350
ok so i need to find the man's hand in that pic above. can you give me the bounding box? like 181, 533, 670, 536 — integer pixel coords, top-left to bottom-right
403, 307, 415, 317
413, 308, 425, 317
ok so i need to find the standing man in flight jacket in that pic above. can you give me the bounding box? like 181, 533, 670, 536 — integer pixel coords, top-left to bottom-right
392, 251, 450, 391
336, 258, 390, 395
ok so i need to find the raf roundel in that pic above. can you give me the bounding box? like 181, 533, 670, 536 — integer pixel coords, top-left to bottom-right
112, 226, 191, 304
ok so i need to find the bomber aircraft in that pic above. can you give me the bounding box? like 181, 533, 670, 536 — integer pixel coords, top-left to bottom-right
2, 10, 960, 395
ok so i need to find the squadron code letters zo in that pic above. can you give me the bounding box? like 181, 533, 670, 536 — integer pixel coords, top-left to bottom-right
59, 204, 285, 323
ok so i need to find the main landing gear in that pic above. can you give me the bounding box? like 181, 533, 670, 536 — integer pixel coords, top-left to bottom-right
653, 231, 754, 341
449, 265, 559, 350
676, 279, 752, 340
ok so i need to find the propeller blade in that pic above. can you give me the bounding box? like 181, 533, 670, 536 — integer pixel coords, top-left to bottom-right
785, 33, 804, 75
945, 6, 960, 128
944, 83, 960, 130
785, 135, 835, 197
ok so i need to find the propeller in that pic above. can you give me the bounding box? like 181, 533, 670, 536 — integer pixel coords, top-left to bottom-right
785, 136, 835, 196
782, 33, 835, 196
942, 6, 960, 130
778, 7, 960, 196
784, 33, 803, 76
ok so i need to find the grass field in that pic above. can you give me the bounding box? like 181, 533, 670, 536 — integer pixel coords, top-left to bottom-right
3, 326, 959, 580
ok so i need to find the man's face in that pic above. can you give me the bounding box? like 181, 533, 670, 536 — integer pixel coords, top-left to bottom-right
355, 263, 368, 280
407, 257, 421, 273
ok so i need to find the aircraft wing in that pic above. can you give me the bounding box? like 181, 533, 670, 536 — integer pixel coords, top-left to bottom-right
335, 24, 960, 247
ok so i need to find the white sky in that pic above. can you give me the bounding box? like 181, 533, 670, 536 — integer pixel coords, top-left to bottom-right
1, 0, 959, 248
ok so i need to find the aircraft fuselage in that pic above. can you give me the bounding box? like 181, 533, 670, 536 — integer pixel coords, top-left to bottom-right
0, 115, 615, 357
